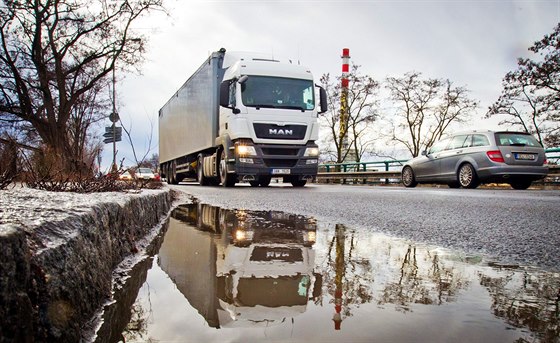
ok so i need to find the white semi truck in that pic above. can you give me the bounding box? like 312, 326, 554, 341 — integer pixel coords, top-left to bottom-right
159, 48, 327, 187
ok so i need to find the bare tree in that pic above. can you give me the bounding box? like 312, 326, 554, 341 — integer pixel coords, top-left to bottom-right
120, 113, 157, 169
386, 72, 477, 157
487, 70, 549, 145
319, 64, 380, 163
0, 0, 165, 174
68, 81, 109, 171
487, 23, 560, 147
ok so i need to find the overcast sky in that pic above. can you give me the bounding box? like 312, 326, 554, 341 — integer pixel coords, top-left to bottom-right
102, 0, 560, 170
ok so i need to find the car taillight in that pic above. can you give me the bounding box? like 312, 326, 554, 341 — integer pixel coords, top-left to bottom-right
487, 150, 505, 162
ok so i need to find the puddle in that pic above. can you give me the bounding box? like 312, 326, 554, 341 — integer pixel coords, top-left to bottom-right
94, 203, 560, 343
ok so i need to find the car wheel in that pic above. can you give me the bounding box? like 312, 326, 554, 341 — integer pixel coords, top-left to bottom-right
458, 163, 479, 189
448, 182, 460, 188
401, 166, 418, 188
249, 181, 259, 187
509, 180, 532, 190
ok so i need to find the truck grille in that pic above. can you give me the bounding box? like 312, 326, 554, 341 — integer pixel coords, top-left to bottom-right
261, 147, 300, 156
254, 124, 307, 140
263, 159, 298, 168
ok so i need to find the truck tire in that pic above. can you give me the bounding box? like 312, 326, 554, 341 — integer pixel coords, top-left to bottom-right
169, 161, 179, 185
291, 179, 307, 187
259, 176, 271, 187
197, 155, 209, 186
219, 149, 236, 187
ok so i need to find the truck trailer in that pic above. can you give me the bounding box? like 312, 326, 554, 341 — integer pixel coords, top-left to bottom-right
159, 48, 327, 187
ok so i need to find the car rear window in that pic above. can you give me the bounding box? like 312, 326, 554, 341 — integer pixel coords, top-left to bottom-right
495, 133, 541, 147
472, 134, 490, 147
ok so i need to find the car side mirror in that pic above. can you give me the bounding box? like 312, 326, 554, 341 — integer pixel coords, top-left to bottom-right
421, 150, 428, 156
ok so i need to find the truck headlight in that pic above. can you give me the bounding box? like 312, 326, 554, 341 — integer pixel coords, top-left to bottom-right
304, 147, 319, 157
234, 229, 254, 242
304, 231, 316, 244
237, 145, 257, 156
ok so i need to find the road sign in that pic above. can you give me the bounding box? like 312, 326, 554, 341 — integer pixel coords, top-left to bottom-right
103, 126, 122, 143
109, 112, 120, 123
105, 126, 122, 135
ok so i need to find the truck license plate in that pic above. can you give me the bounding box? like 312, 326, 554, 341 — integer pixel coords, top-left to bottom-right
272, 168, 291, 175
515, 153, 536, 160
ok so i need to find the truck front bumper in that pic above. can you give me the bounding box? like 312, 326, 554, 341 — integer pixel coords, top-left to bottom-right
232, 142, 319, 179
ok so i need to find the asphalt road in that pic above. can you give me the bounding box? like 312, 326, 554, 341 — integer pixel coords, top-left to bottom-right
170, 182, 560, 272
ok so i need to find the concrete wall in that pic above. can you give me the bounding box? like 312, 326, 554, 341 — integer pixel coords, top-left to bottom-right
0, 189, 173, 343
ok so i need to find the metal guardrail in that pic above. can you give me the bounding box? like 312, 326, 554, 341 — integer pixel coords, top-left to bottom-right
317, 148, 560, 185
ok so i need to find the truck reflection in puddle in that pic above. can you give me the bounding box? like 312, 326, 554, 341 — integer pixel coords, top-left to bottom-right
158, 203, 322, 329
109, 203, 559, 343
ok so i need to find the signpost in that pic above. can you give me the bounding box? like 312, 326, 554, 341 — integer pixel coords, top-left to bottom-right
103, 125, 122, 144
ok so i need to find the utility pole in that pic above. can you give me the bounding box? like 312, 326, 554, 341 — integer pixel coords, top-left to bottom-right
111, 67, 117, 172
104, 67, 121, 172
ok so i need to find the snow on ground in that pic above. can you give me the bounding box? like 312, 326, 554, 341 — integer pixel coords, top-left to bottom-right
0, 186, 166, 232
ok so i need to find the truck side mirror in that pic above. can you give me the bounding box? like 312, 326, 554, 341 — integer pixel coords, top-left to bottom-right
318, 87, 328, 114
219, 81, 231, 108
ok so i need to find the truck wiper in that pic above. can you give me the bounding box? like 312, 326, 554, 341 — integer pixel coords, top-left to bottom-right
251, 104, 306, 112
277, 105, 306, 112
253, 104, 278, 110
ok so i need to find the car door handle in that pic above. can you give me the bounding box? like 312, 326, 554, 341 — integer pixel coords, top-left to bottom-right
455, 150, 463, 154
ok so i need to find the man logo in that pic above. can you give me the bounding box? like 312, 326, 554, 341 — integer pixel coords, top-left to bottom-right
269, 128, 293, 135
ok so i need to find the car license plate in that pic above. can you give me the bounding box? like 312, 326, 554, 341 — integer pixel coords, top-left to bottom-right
514, 153, 536, 160
272, 168, 291, 175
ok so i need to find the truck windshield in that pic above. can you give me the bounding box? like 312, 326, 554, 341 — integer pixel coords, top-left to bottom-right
241, 76, 315, 111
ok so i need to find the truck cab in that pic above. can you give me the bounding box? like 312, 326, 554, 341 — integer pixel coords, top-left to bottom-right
159, 49, 327, 187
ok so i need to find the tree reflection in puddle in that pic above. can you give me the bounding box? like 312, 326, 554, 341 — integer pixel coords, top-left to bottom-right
105, 202, 559, 343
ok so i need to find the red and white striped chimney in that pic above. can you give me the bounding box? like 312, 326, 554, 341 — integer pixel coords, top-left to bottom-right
340, 48, 351, 162
341, 48, 350, 88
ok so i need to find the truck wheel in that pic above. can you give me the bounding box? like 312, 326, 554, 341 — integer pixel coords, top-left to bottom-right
260, 176, 271, 187
169, 162, 178, 185
219, 149, 236, 187
197, 155, 209, 186
291, 179, 307, 187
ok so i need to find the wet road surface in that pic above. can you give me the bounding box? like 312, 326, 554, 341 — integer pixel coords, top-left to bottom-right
94, 200, 560, 343
170, 183, 560, 271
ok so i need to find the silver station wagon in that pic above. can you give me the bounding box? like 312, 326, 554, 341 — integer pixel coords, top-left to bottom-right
401, 130, 548, 189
